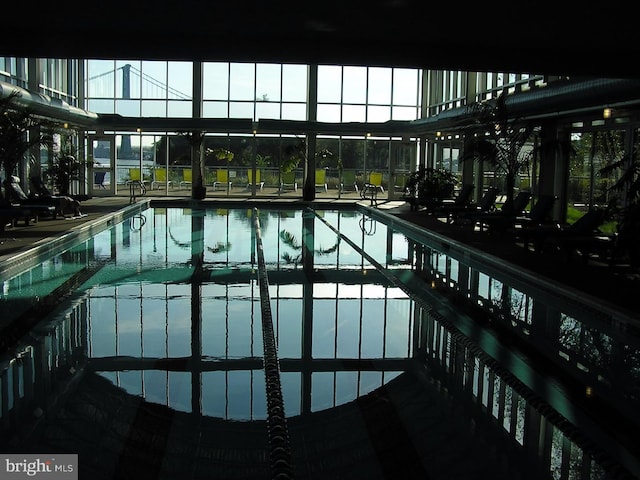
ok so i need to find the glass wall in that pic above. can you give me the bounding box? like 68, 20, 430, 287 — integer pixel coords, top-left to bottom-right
85, 59, 193, 117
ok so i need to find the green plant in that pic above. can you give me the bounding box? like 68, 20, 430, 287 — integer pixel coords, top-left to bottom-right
207, 147, 234, 162
462, 94, 575, 215
599, 146, 640, 267
405, 166, 458, 200
45, 134, 89, 195
0, 91, 54, 205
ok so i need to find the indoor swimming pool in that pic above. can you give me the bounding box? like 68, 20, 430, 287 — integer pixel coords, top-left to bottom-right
0, 201, 638, 480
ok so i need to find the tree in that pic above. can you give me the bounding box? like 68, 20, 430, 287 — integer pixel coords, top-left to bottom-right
178, 130, 207, 199
0, 91, 54, 206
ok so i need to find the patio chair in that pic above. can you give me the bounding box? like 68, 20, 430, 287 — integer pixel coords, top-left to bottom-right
5, 176, 58, 219
315, 168, 328, 192
151, 168, 172, 190
280, 171, 298, 192
179, 168, 192, 189
213, 168, 233, 191
394, 173, 409, 194
340, 170, 359, 193
247, 169, 264, 190
365, 171, 384, 193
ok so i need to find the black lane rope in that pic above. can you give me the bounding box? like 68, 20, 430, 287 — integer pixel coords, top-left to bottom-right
252, 208, 294, 480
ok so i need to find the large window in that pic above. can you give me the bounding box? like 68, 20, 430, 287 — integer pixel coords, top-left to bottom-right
85, 59, 192, 117
202, 62, 308, 121
317, 65, 421, 123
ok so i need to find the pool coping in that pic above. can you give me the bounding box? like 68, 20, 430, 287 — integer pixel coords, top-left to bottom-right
367, 205, 640, 328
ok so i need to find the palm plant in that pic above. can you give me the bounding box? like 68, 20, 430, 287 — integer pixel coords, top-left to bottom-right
461, 94, 536, 214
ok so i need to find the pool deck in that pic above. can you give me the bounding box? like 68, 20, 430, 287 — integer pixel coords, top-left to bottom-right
1, 195, 638, 315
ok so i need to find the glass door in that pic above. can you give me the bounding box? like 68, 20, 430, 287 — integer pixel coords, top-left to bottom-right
88, 135, 115, 197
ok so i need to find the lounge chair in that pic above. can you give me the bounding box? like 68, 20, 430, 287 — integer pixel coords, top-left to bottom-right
29, 176, 86, 215
430, 183, 476, 221
443, 186, 499, 225
522, 207, 615, 262
510, 194, 557, 230
179, 168, 192, 189
246, 169, 264, 190
0, 206, 37, 232
30, 176, 91, 202
279, 171, 297, 192
5, 176, 58, 219
360, 171, 385, 205
340, 170, 359, 193
315, 168, 328, 192
213, 168, 233, 191
151, 168, 172, 190
394, 173, 409, 194
470, 190, 533, 232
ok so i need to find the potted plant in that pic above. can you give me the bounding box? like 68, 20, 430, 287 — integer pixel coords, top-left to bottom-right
404, 166, 458, 211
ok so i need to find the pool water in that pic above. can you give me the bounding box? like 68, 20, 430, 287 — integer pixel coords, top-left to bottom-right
0, 203, 638, 480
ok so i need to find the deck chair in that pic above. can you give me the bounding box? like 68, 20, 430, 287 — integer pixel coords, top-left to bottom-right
179, 168, 192, 189
394, 173, 409, 194
247, 169, 264, 190
213, 168, 233, 191
481, 193, 556, 235
125, 168, 147, 198
126, 168, 147, 187
28, 176, 84, 216
340, 170, 359, 193
520, 207, 612, 257
315, 169, 328, 192
0, 204, 38, 231
5, 176, 58, 219
432, 183, 474, 214
280, 171, 298, 192
443, 186, 499, 224
511, 194, 557, 229
151, 168, 172, 190
471, 191, 533, 232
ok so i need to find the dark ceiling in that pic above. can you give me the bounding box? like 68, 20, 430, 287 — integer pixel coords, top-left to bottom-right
6, 2, 640, 78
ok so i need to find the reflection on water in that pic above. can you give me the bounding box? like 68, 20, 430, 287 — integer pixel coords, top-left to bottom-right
0, 205, 638, 479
